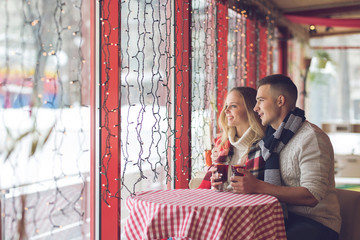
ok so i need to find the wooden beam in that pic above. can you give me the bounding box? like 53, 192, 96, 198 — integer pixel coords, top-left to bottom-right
247, 0, 309, 43
285, 4, 360, 16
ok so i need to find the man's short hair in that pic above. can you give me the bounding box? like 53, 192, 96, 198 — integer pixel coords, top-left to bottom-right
258, 74, 298, 107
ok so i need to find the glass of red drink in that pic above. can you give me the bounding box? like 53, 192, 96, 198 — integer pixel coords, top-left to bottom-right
231, 164, 246, 177
213, 163, 228, 191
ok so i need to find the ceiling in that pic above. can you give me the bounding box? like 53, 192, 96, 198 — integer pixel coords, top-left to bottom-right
269, 0, 360, 38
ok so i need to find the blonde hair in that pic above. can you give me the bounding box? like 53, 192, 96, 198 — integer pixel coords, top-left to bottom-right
218, 87, 265, 150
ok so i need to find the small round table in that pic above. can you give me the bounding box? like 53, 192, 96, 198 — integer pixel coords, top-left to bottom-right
123, 189, 286, 240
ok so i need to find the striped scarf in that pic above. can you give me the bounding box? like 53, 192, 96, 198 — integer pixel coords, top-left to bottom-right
259, 107, 305, 216
260, 107, 305, 184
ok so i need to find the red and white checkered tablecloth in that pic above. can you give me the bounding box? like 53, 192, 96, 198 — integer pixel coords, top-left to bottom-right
123, 189, 286, 240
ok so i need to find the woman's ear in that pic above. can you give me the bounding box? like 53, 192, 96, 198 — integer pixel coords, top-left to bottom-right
277, 95, 285, 107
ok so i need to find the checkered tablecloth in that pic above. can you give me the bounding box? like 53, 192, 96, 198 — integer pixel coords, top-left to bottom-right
123, 189, 286, 240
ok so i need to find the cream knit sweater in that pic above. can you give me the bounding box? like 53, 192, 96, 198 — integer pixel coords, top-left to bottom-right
279, 120, 341, 233
224, 127, 255, 189
228, 127, 255, 166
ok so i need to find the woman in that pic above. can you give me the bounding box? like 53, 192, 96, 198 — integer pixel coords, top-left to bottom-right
198, 87, 265, 190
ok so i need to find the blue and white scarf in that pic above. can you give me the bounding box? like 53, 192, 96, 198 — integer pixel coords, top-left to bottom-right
259, 107, 306, 216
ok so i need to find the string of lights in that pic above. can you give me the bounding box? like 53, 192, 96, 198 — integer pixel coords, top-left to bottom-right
0, 0, 279, 238
115, 0, 278, 226
0, 0, 89, 238
99, 0, 114, 208
191, 0, 217, 175
119, 0, 174, 200
227, 8, 247, 89
173, 0, 192, 187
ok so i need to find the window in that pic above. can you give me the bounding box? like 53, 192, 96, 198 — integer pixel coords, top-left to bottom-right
120, 0, 172, 227
0, 0, 91, 238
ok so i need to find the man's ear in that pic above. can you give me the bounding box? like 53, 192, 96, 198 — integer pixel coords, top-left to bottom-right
277, 95, 285, 107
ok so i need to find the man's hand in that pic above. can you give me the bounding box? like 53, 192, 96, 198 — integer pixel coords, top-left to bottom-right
230, 167, 260, 194
230, 168, 319, 207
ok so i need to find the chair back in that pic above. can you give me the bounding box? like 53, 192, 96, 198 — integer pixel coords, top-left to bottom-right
336, 188, 360, 240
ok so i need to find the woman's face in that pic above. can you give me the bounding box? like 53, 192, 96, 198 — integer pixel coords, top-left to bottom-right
224, 91, 248, 127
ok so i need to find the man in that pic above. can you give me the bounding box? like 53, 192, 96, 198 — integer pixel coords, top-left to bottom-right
230, 74, 341, 240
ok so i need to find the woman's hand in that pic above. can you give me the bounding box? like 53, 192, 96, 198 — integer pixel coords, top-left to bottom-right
211, 147, 219, 163
209, 166, 223, 190
230, 168, 260, 194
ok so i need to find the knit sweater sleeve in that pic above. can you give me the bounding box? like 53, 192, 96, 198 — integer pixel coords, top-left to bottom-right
281, 122, 335, 201
280, 122, 341, 233
303, 126, 335, 201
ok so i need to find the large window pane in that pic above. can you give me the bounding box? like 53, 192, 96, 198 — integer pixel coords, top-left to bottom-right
0, 1, 91, 238
120, 0, 172, 228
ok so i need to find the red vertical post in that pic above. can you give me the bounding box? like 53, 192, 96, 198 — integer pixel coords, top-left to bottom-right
246, 18, 257, 88
99, 0, 121, 239
174, 0, 191, 189
259, 24, 268, 80
216, 1, 228, 120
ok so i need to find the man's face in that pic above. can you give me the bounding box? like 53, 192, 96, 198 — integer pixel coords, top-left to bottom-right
254, 84, 282, 129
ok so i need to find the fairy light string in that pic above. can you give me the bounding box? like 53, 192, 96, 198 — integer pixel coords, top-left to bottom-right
190, 0, 217, 175
0, 0, 279, 237
99, 0, 113, 207
119, 0, 174, 201
1, 0, 89, 238
190, 0, 276, 176
173, 0, 192, 185
1, 0, 279, 236
116, 0, 277, 197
